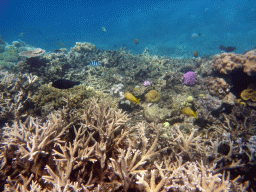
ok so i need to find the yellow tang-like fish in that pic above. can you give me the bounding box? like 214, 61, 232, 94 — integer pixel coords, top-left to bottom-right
125, 92, 141, 104
181, 107, 198, 119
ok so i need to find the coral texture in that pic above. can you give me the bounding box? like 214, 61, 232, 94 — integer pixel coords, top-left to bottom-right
205, 77, 230, 99
183, 71, 197, 86
211, 50, 256, 75
145, 90, 161, 103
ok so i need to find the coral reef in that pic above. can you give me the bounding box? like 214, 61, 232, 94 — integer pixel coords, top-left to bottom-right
0, 40, 255, 190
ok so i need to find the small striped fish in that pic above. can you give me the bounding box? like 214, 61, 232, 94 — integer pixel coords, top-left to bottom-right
89, 61, 101, 66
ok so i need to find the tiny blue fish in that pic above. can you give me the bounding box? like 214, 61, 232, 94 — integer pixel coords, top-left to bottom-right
89, 61, 101, 67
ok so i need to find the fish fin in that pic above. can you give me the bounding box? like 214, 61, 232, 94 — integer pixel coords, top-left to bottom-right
137, 98, 141, 104
194, 112, 198, 119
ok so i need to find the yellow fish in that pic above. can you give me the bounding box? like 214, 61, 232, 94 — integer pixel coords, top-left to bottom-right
181, 107, 198, 119
125, 92, 141, 104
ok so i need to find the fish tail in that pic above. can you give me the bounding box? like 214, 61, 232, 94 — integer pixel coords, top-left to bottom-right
136, 98, 141, 104
194, 112, 198, 119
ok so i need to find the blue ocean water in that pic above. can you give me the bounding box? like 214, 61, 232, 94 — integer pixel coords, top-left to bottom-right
1, 0, 255, 57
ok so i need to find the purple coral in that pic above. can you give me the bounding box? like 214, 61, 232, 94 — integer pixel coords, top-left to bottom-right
143, 80, 151, 87
183, 71, 197, 86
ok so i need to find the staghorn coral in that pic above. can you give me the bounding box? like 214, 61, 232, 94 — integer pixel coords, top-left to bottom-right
136, 158, 244, 192
211, 50, 256, 76
166, 124, 204, 159
0, 96, 249, 191
0, 71, 39, 124
1, 99, 165, 191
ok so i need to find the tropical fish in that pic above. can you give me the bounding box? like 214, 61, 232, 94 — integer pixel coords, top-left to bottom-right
219, 45, 236, 52
134, 39, 139, 44
181, 107, 198, 119
52, 79, 80, 89
53, 49, 62, 53
125, 92, 141, 104
102, 27, 106, 32
194, 50, 198, 58
89, 61, 101, 67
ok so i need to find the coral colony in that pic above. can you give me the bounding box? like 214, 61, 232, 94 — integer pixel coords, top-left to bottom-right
143, 80, 151, 86
183, 71, 197, 86
0, 36, 256, 191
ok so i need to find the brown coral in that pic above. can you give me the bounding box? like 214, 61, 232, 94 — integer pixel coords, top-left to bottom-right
145, 90, 161, 103
240, 83, 256, 102
243, 49, 256, 76
205, 77, 230, 99
211, 50, 256, 76
211, 53, 244, 74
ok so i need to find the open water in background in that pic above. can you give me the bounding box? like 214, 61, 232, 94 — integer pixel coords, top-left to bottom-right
1, 0, 255, 57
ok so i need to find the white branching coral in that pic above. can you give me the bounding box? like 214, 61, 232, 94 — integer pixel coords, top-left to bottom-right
0, 98, 246, 191
2, 112, 73, 161
0, 71, 39, 122
136, 159, 232, 192
167, 124, 203, 157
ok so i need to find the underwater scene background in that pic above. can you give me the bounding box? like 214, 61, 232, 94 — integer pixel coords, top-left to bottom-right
1, 0, 256, 56
0, 0, 256, 191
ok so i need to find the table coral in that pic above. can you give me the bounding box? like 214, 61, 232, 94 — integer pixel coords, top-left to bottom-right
19, 48, 45, 58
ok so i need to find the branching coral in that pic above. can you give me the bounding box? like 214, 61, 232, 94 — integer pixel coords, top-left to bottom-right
0, 96, 250, 191
0, 71, 39, 124
1, 99, 168, 191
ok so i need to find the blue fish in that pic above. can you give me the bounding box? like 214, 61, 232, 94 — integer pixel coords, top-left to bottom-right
89, 61, 101, 67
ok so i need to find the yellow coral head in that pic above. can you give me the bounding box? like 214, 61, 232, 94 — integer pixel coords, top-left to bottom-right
163, 122, 170, 128
187, 96, 194, 102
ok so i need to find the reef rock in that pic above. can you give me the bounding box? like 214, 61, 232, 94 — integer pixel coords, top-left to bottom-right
143, 103, 172, 122
222, 92, 236, 106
